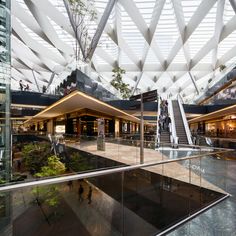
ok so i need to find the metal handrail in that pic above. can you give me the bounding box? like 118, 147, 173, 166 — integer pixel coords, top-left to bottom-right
177, 95, 193, 145
168, 99, 178, 146
45, 134, 234, 150
0, 149, 231, 192
156, 95, 161, 145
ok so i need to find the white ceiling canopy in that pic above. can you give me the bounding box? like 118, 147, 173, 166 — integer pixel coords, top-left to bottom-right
11, 0, 236, 103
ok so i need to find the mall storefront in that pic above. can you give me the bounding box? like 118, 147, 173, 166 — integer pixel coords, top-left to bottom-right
26, 91, 140, 137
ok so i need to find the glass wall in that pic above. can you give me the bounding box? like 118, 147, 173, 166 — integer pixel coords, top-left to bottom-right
0, 0, 11, 182
0, 0, 11, 234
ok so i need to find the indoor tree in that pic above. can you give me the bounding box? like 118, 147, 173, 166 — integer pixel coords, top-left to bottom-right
67, 0, 97, 64
111, 67, 131, 99
32, 156, 66, 221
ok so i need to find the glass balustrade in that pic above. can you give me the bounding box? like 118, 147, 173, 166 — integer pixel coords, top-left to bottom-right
0, 147, 234, 236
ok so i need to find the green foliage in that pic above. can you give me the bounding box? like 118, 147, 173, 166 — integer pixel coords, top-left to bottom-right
35, 156, 66, 178
0, 178, 6, 185
22, 142, 51, 174
32, 185, 60, 208
111, 67, 131, 99
219, 64, 226, 72
67, 152, 93, 172
32, 156, 66, 209
69, 0, 97, 21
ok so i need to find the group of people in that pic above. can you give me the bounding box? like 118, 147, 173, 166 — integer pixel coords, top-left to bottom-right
19, 80, 29, 91
67, 181, 93, 204
158, 99, 171, 132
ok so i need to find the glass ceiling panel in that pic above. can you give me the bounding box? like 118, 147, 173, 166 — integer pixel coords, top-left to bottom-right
48, 17, 76, 49
48, 0, 70, 17
137, 73, 155, 91
120, 50, 136, 65
172, 48, 186, 64
197, 49, 213, 64
145, 47, 160, 64
223, 0, 235, 24
226, 56, 236, 67
120, 4, 146, 60
93, 53, 111, 65
134, 0, 156, 26
94, 0, 109, 14
217, 31, 236, 59
10, 0, 236, 103
153, 0, 179, 58
181, 0, 202, 24
16, 19, 63, 58
188, 2, 217, 58
97, 34, 118, 60
155, 72, 173, 90
16, 0, 34, 17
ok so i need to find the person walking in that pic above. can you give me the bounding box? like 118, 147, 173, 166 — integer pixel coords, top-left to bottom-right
19, 80, 24, 91
24, 84, 29, 91
87, 186, 93, 204
67, 180, 73, 190
78, 184, 84, 202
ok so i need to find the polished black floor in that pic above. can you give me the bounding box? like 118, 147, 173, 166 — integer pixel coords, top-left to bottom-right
168, 155, 236, 236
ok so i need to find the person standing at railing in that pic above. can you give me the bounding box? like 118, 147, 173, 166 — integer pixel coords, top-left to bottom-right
24, 84, 29, 91
19, 80, 24, 91
87, 186, 93, 204
78, 184, 84, 202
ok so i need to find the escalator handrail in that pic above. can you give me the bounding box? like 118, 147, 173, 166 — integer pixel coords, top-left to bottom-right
177, 95, 193, 145
168, 99, 178, 145
156, 95, 161, 144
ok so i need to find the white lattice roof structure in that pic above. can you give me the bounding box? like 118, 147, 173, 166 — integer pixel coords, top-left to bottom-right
11, 0, 236, 103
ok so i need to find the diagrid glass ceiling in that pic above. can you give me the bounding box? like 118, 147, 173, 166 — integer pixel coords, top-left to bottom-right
11, 0, 236, 103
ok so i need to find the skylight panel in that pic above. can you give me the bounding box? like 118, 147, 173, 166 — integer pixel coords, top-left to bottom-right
138, 73, 154, 90
48, 17, 76, 49
145, 47, 160, 64
134, 0, 156, 26
153, 0, 179, 58
120, 5, 146, 60
223, 1, 235, 24
97, 34, 118, 60
93, 54, 110, 65
94, 0, 109, 14
155, 72, 173, 91
197, 49, 213, 64
16, 0, 33, 17
217, 31, 236, 59
171, 48, 186, 64
120, 51, 136, 65
181, 0, 202, 24
48, 0, 68, 17
188, 2, 217, 57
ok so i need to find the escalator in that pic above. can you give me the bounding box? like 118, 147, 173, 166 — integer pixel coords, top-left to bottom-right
172, 100, 189, 145
160, 129, 170, 144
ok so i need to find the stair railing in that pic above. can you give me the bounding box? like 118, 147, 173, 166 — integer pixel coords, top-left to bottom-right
177, 94, 193, 145
168, 99, 178, 147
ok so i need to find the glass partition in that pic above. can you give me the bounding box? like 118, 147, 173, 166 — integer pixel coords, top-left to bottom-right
0, 150, 233, 235
9, 133, 233, 186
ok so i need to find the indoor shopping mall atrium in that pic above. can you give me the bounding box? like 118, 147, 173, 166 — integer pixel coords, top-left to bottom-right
0, 0, 236, 235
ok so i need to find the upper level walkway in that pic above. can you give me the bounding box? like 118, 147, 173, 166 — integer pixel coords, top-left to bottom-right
66, 139, 228, 195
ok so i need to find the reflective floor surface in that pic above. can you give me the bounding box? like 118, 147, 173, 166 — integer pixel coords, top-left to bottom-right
167, 157, 236, 236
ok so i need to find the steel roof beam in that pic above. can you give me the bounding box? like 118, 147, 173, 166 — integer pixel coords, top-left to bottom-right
88, 0, 116, 60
